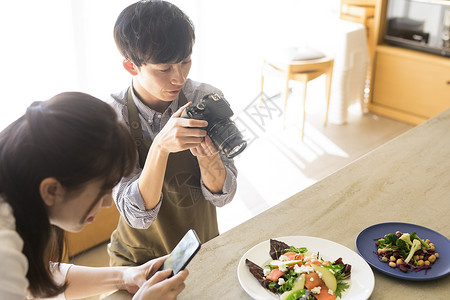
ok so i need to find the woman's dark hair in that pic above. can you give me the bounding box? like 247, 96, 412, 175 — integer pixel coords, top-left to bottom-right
114, 0, 195, 67
0, 92, 137, 298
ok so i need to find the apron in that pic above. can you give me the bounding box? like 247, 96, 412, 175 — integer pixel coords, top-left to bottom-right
108, 88, 219, 266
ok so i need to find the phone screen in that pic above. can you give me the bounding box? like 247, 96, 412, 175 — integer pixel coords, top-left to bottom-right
159, 229, 201, 276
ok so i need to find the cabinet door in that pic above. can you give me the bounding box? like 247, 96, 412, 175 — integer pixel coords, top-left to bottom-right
372, 47, 450, 119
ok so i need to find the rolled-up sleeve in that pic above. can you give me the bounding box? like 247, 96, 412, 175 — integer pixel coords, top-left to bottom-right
200, 154, 237, 207
113, 167, 162, 229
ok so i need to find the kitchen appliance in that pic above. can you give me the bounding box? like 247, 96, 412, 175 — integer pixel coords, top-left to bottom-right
385, 0, 450, 57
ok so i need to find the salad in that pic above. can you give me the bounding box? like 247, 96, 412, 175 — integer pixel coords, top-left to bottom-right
246, 239, 351, 300
375, 230, 439, 274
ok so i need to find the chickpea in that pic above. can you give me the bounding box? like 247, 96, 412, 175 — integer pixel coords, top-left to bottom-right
414, 255, 420, 261
382, 257, 388, 262
424, 260, 430, 266
396, 258, 403, 264
425, 239, 430, 244
428, 255, 436, 263
419, 255, 424, 260
429, 245, 436, 251
389, 262, 396, 268
390, 256, 396, 262
435, 253, 439, 258
417, 260, 424, 266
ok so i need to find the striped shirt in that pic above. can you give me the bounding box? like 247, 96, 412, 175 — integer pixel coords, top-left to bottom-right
108, 79, 238, 229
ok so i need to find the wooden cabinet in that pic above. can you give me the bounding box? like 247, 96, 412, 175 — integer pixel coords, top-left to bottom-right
64, 205, 119, 258
370, 45, 450, 124
368, 0, 450, 125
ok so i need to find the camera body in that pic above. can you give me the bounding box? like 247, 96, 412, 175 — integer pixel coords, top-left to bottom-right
181, 93, 246, 158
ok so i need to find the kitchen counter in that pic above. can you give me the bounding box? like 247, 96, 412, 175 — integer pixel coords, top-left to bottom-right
105, 109, 450, 299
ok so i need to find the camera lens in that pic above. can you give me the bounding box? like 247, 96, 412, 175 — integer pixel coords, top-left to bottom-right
207, 119, 247, 158
227, 142, 246, 158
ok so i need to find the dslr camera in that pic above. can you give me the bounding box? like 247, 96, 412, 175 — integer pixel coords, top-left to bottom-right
181, 93, 247, 158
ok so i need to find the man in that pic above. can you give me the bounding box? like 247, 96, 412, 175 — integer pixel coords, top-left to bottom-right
108, 0, 238, 266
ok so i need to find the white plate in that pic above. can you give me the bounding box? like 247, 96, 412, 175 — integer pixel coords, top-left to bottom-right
237, 236, 374, 300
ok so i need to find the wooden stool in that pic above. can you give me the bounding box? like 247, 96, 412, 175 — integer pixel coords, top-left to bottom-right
261, 47, 334, 140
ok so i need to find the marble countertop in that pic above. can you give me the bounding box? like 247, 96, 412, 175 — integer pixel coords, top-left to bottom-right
105, 109, 450, 299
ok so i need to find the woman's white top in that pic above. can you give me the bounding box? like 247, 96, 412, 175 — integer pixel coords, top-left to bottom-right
0, 196, 71, 300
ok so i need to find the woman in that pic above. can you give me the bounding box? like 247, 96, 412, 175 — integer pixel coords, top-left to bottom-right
0, 92, 188, 300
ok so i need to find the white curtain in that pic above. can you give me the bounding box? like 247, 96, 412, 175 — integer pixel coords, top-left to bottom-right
0, 0, 338, 131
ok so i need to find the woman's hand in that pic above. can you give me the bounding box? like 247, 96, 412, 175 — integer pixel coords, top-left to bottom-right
120, 256, 189, 300
133, 269, 189, 300
120, 256, 167, 294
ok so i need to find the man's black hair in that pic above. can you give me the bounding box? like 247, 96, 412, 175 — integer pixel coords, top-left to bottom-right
114, 0, 195, 67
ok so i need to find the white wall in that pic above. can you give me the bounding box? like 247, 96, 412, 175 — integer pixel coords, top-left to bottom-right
0, 0, 338, 130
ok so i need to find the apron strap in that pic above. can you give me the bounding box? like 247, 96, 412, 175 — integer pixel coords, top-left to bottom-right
178, 89, 188, 106
126, 88, 150, 168
126, 87, 188, 168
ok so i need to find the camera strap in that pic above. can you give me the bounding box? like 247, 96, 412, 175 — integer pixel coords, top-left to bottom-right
126, 87, 188, 168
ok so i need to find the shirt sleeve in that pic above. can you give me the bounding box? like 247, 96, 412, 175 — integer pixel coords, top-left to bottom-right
0, 229, 28, 300
200, 153, 238, 207
49, 263, 72, 286
0, 232, 74, 300
34, 263, 73, 300
183, 80, 238, 207
112, 166, 162, 230
109, 90, 163, 230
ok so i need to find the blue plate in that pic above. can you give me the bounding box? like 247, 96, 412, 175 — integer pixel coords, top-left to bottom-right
355, 222, 450, 281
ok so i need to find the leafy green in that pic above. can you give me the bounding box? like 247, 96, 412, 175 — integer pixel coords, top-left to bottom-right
268, 281, 277, 290
323, 263, 350, 297
260, 240, 351, 299
395, 238, 410, 258
284, 246, 308, 254
396, 238, 410, 251
405, 239, 421, 263
399, 233, 413, 246
384, 233, 399, 244
377, 233, 399, 249
267, 268, 302, 294
278, 269, 298, 293
374, 230, 441, 276
323, 264, 345, 279
270, 239, 291, 260
411, 232, 430, 249
284, 289, 307, 300
335, 281, 350, 298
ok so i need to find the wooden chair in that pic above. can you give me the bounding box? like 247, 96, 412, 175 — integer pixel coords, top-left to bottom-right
261, 47, 334, 140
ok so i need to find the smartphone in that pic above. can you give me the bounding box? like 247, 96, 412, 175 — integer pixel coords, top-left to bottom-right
159, 229, 201, 277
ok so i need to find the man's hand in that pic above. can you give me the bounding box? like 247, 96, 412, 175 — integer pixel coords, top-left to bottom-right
153, 102, 208, 154
190, 136, 219, 157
